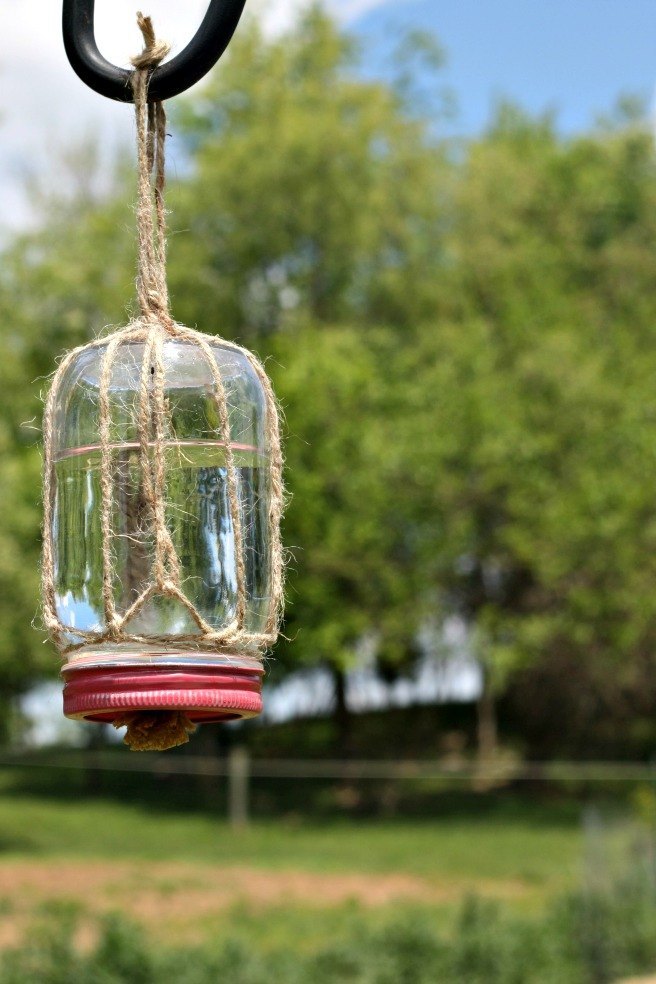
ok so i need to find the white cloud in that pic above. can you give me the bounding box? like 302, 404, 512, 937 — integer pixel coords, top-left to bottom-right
0, 0, 395, 234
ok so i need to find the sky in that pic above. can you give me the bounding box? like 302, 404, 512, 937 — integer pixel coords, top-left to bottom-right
3, 0, 656, 232
360, 0, 656, 134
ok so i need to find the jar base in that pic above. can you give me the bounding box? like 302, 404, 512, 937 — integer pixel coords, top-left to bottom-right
62, 661, 263, 724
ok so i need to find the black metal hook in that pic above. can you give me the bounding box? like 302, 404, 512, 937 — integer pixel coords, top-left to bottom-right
62, 0, 248, 102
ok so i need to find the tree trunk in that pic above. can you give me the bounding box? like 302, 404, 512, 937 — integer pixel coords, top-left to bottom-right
331, 665, 352, 756
476, 683, 498, 763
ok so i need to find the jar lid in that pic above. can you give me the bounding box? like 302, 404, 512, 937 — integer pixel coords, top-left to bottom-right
62, 663, 263, 723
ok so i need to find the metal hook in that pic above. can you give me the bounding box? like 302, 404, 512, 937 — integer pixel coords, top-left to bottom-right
62, 0, 248, 102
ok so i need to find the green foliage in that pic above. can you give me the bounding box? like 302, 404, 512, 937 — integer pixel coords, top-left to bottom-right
170, 8, 443, 335
271, 324, 427, 672
4, 873, 656, 984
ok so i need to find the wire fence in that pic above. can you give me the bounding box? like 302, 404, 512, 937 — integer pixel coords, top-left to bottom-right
2, 750, 655, 827
1, 751, 656, 781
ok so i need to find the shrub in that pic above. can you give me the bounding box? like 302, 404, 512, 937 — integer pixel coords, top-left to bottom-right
3, 870, 656, 984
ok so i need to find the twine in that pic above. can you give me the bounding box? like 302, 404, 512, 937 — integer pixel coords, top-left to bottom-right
41, 15, 285, 747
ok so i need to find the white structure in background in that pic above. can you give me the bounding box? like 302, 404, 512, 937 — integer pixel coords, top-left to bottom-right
262, 615, 481, 723
20, 682, 94, 747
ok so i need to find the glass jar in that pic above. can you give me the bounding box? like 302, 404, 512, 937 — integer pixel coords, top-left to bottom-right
49, 338, 272, 722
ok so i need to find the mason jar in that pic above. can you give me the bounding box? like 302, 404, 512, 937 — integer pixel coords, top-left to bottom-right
47, 337, 273, 724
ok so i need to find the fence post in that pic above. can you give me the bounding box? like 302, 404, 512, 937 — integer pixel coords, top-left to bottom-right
228, 746, 250, 829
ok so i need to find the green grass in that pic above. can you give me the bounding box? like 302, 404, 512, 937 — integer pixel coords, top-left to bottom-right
0, 766, 583, 895
5, 884, 656, 984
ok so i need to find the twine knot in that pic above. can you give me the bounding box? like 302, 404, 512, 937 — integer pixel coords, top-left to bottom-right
130, 12, 171, 71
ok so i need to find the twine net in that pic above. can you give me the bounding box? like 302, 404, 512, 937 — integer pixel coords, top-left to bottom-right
41, 14, 284, 750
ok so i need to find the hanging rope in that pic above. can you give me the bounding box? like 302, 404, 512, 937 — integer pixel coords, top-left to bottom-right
41, 14, 285, 750
130, 13, 172, 326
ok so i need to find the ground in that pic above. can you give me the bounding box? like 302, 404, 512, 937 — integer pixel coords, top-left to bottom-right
0, 857, 536, 948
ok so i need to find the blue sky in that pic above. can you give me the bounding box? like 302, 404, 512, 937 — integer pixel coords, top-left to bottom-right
356, 0, 656, 133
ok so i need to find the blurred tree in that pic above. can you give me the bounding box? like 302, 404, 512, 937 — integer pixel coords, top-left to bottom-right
269, 325, 429, 746
405, 109, 656, 755
0, 291, 52, 737
169, 7, 445, 336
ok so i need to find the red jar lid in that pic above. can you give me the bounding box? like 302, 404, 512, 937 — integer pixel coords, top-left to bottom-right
62, 663, 263, 723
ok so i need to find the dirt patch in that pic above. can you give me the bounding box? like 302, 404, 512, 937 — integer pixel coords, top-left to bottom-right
0, 858, 529, 946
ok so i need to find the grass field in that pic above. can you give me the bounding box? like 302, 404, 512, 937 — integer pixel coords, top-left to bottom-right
0, 766, 585, 883
0, 764, 651, 981
0, 764, 596, 941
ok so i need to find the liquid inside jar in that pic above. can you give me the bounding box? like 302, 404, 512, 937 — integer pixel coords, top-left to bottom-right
50, 341, 272, 652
